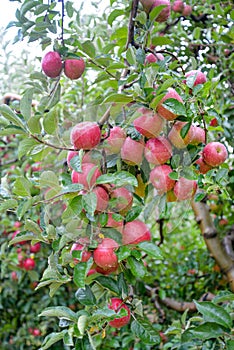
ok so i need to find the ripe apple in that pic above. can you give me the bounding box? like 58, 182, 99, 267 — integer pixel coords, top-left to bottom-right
106, 213, 124, 233
64, 58, 85, 80
144, 136, 172, 165
93, 238, 119, 271
184, 70, 207, 87
219, 218, 228, 226
202, 142, 228, 167
11, 271, 18, 281
190, 126, 205, 145
93, 186, 109, 213
121, 137, 145, 165
182, 4, 192, 16
105, 126, 126, 154
108, 298, 131, 328
70, 243, 92, 263
71, 162, 101, 190
145, 53, 164, 64
157, 88, 183, 121
70, 121, 101, 150
95, 265, 118, 275
195, 157, 213, 174
122, 220, 151, 245
32, 329, 41, 337
42, 51, 63, 78
30, 242, 41, 253
133, 107, 164, 138
150, 165, 175, 193
210, 118, 218, 127
174, 177, 197, 201
22, 258, 36, 271
14, 221, 21, 228
168, 121, 194, 149
110, 187, 133, 215
172, 0, 184, 13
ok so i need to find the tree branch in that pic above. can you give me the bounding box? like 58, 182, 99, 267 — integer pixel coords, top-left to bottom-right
126, 0, 139, 49
160, 292, 215, 312
192, 200, 234, 292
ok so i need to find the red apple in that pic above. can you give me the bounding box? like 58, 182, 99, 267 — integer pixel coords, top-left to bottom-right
11, 271, 18, 281
14, 221, 21, 228
121, 137, 145, 165
93, 238, 119, 271
106, 213, 124, 233
122, 220, 151, 245
93, 186, 109, 212
172, 0, 184, 13
184, 70, 207, 87
133, 108, 164, 138
202, 142, 228, 167
150, 165, 175, 193
190, 126, 205, 145
22, 258, 36, 271
70, 243, 92, 263
64, 58, 85, 80
144, 136, 172, 165
168, 121, 194, 149
157, 88, 183, 121
95, 265, 118, 275
151, 0, 171, 22
70, 121, 101, 150
108, 298, 131, 328
174, 177, 197, 201
219, 218, 228, 226
32, 329, 41, 337
71, 163, 101, 190
182, 4, 192, 16
42, 51, 63, 78
30, 242, 41, 253
195, 157, 213, 174
210, 118, 218, 127
145, 53, 164, 65
105, 126, 126, 154
110, 187, 133, 215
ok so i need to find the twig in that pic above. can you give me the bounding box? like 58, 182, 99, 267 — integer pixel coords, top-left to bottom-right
60, 0, 65, 46
88, 58, 116, 79
30, 134, 76, 151
126, 0, 139, 49
160, 292, 215, 312
157, 218, 164, 246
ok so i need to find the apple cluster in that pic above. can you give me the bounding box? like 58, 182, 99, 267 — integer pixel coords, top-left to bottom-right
41, 51, 85, 80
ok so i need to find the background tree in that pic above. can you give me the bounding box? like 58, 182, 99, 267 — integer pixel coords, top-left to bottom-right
0, 0, 234, 349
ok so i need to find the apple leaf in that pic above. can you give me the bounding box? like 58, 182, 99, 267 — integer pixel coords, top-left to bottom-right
131, 316, 161, 345
127, 256, 147, 278
0, 104, 26, 130
75, 285, 97, 306
39, 306, 78, 322
162, 98, 186, 116
138, 242, 163, 259
194, 301, 232, 329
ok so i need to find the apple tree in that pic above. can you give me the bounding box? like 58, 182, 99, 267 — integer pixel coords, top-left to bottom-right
0, 0, 234, 349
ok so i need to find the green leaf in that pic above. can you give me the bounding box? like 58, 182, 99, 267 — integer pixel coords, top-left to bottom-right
18, 138, 39, 159
127, 256, 147, 278
82, 192, 97, 216
151, 37, 173, 46
0, 104, 26, 130
181, 322, 226, 342
131, 316, 161, 345
180, 122, 191, 139
117, 246, 132, 261
117, 272, 128, 295
149, 5, 167, 22
24, 219, 42, 235
73, 260, 93, 288
27, 115, 41, 133
0, 199, 18, 213
95, 276, 119, 294
96, 171, 137, 187
135, 11, 147, 25
43, 109, 57, 134
168, 171, 179, 180
13, 177, 32, 197
65, 1, 74, 18
61, 184, 83, 194
138, 242, 163, 259
40, 331, 67, 350
9, 232, 38, 246
102, 93, 133, 104
108, 9, 124, 26
213, 291, 234, 304
20, 88, 33, 121
126, 46, 136, 66
75, 285, 97, 306
194, 301, 232, 329
162, 98, 186, 116
69, 195, 83, 215
39, 306, 78, 322
0, 125, 27, 136
82, 40, 96, 58
227, 340, 234, 350
40, 170, 60, 188
70, 155, 81, 172
125, 206, 142, 222
77, 315, 88, 336
136, 48, 145, 65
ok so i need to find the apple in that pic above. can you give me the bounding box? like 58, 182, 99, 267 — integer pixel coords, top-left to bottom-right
144, 136, 172, 165
32, 329, 41, 337
172, 0, 184, 13
121, 137, 145, 165
168, 121, 194, 149
105, 126, 126, 154
22, 258, 36, 271
67, 151, 78, 169
30, 242, 41, 253
219, 218, 228, 226
182, 4, 192, 16
210, 118, 218, 127
202, 142, 228, 167
70, 243, 92, 263
71, 162, 101, 190
70, 121, 101, 150
108, 298, 131, 328
150, 165, 176, 193
110, 187, 133, 215
42, 51, 63, 78
64, 58, 85, 80
151, 0, 171, 22
133, 108, 164, 138
95, 265, 118, 275
190, 126, 205, 145
174, 177, 197, 201
14, 221, 21, 228
106, 213, 124, 233
93, 186, 109, 212
11, 271, 18, 281
145, 53, 164, 64
157, 88, 183, 121
184, 70, 207, 87
93, 238, 119, 271
195, 157, 213, 174
122, 220, 151, 245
